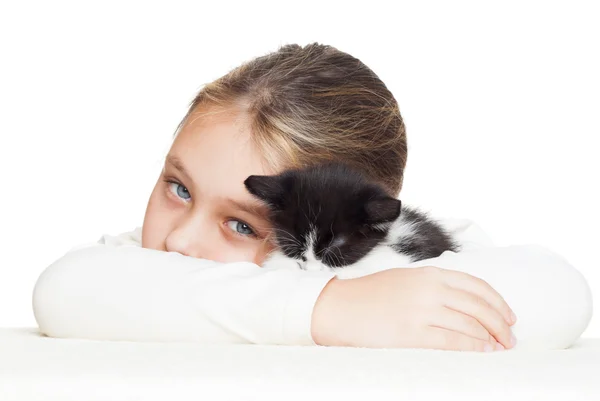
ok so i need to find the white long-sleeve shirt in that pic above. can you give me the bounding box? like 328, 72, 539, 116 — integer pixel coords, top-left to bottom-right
32, 219, 593, 349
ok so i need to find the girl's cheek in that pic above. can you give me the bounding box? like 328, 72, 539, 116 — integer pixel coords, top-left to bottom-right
144, 193, 182, 243
163, 187, 179, 205
216, 237, 271, 265
152, 195, 177, 219
252, 242, 276, 266
161, 187, 189, 213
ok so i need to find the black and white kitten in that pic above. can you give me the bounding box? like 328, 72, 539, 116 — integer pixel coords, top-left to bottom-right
244, 162, 460, 279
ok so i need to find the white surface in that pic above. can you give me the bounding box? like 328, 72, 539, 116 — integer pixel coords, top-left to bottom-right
1, 327, 599, 401
1, 1, 598, 339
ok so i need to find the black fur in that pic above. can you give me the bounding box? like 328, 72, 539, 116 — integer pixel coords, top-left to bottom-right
244, 162, 459, 268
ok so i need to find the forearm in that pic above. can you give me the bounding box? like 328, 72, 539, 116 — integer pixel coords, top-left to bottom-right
33, 245, 336, 345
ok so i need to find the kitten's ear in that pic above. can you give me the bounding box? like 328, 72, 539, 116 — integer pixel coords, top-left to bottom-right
244, 175, 285, 208
364, 197, 402, 224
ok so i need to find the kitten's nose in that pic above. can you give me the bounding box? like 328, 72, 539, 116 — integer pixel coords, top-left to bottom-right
297, 255, 309, 270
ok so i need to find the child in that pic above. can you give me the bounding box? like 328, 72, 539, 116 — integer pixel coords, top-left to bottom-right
32, 43, 592, 351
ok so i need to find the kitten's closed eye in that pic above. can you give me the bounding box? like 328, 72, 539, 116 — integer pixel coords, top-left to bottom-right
330, 236, 347, 248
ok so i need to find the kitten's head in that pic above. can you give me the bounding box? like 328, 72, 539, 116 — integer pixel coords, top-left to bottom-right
244, 162, 401, 270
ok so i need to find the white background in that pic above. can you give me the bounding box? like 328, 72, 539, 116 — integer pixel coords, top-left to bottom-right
1, 1, 598, 337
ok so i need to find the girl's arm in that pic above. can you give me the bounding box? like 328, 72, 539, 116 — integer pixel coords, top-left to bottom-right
33, 244, 335, 345
34, 243, 514, 350
311, 244, 592, 351
33, 224, 592, 350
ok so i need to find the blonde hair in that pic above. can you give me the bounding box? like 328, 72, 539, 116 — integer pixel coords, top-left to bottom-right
176, 43, 407, 196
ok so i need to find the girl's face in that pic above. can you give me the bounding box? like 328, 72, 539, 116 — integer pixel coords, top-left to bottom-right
142, 108, 277, 265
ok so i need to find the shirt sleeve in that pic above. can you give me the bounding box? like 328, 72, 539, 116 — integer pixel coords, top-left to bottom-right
436, 217, 495, 251
32, 229, 336, 346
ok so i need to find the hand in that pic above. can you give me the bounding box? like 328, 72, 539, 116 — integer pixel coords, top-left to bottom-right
311, 266, 516, 351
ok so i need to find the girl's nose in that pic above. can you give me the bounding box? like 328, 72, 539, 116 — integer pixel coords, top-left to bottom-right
165, 218, 217, 260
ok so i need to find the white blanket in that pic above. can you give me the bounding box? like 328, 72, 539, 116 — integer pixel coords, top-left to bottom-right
1, 328, 599, 401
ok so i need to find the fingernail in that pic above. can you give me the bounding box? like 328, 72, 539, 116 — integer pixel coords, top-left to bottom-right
510, 311, 517, 324
511, 333, 517, 347
496, 342, 505, 351
484, 343, 494, 352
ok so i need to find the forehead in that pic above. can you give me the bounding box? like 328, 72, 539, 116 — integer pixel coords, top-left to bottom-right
168, 107, 277, 201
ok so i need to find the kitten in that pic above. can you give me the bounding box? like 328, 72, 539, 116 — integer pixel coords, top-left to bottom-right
244, 162, 460, 279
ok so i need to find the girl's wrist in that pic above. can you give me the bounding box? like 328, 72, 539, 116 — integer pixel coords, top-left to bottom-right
311, 276, 357, 347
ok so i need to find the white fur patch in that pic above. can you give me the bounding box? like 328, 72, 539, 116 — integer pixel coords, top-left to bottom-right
302, 227, 323, 272
333, 246, 413, 279
372, 222, 393, 232
262, 250, 301, 271
384, 214, 416, 245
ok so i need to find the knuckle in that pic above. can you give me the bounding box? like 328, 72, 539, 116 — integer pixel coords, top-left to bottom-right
471, 294, 492, 314
476, 295, 490, 309
489, 317, 508, 337
423, 288, 444, 306
468, 317, 485, 334
474, 275, 490, 287
421, 265, 442, 276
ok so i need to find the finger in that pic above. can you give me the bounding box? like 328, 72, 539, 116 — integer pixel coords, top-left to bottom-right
439, 268, 516, 326
442, 286, 514, 349
421, 327, 496, 352
429, 307, 494, 343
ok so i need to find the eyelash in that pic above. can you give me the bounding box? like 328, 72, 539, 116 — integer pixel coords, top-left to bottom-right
163, 178, 191, 202
162, 178, 259, 239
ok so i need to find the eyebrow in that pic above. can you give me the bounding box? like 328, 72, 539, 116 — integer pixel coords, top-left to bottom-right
226, 198, 270, 220
165, 155, 192, 182
165, 155, 269, 220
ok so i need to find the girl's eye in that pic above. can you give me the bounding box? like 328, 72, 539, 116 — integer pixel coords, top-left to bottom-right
226, 220, 255, 237
168, 182, 191, 201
